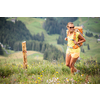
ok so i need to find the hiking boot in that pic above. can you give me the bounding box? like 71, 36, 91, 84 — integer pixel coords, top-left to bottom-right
74, 70, 80, 75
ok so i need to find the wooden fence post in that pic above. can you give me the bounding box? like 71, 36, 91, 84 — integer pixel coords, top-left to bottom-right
22, 41, 27, 69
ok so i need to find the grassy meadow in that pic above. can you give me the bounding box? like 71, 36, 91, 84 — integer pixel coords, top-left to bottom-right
0, 50, 100, 84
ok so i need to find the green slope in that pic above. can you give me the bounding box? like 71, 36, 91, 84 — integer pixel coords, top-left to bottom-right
7, 17, 100, 63
17, 17, 47, 35
73, 17, 100, 33
73, 17, 100, 62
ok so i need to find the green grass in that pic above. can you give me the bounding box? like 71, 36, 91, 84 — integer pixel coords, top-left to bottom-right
7, 17, 47, 35
17, 17, 47, 35
74, 17, 100, 33
0, 56, 100, 84
80, 36, 100, 62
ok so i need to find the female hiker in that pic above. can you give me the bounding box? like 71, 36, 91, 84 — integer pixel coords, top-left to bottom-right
65, 22, 86, 74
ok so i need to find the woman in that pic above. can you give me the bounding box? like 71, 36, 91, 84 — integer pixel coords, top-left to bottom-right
65, 22, 86, 74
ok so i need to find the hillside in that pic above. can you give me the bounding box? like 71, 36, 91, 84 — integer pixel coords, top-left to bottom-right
6, 17, 100, 63
73, 17, 100, 34
0, 50, 43, 65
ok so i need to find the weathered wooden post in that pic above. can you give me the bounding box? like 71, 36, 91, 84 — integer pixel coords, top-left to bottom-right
22, 41, 27, 69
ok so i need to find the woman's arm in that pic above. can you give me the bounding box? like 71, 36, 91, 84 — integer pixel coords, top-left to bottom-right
77, 34, 86, 44
74, 34, 86, 45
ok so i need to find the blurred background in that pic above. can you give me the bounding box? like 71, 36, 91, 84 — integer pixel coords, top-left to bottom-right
0, 17, 100, 63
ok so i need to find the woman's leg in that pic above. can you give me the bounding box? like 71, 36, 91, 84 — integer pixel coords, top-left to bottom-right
70, 57, 78, 74
66, 54, 71, 68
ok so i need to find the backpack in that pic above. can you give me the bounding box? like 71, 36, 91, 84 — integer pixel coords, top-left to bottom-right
66, 26, 83, 49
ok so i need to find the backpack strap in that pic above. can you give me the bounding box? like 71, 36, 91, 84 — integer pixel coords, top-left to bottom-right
67, 30, 80, 49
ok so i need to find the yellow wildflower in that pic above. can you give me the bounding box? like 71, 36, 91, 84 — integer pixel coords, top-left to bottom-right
81, 74, 84, 76
35, 81, 38, 84
56, 72, 58, 74
40, 75, 43, 77
67, 79, 69, 82
38, 77, 41, 80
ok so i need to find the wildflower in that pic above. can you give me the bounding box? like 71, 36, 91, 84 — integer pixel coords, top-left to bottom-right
40, 75, 43, 77
34, 78, 36, 80
41, 79, 43, 82
57, 83, 59, 84
67, 79, 69, 82
38, 77, 41, 80
14, 79, 16, 81
3, 76, 5, 78
70, 78, 73, 81
81, 74, 84, 76
49, 79, 52, 82
57, 77, 59, 81
56, 72, 58, 74
32, 76, 33, 79
42, 71, 43, 73
66, 78, 68, 80
35, 81, 38, 84
46, 80, 48, 83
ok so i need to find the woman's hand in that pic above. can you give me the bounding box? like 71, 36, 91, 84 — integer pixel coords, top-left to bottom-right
65, 37, 67, 41
74, 40, 78, 45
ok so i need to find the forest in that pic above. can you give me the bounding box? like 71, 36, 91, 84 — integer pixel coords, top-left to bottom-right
0, 17, 65, 61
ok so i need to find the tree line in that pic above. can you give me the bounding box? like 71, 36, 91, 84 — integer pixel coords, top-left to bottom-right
43, 17, 78, 35
32, 33, 44, 42
13, 40, 65, 61
0, 17, 45, 50
0, 17, 32, 50
85, 32, 93, 37
57, 29, 67, 45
